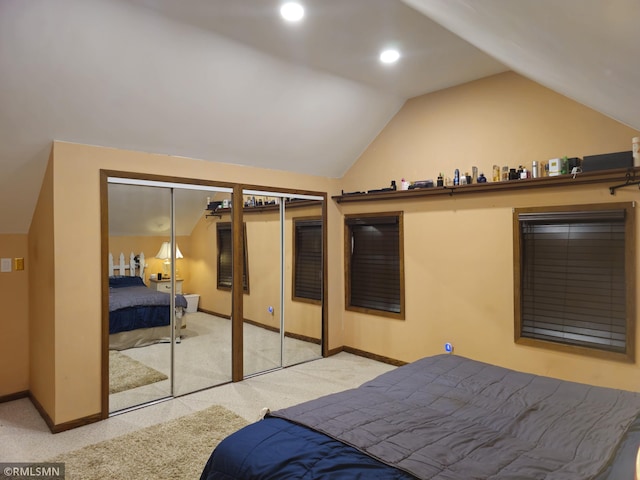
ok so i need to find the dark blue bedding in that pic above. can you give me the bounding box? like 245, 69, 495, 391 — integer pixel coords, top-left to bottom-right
109, 276, 187, 334
109, 305, 174, 334
200, 415, 640, 480
200, 417, 416, 480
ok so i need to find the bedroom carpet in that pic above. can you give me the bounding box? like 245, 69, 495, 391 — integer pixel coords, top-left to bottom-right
2, 352, 396, 466
48, 405, 248, 480
108, 350, 168, 394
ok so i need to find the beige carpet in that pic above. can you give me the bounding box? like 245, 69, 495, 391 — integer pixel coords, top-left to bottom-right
109, 350, 168, 394
49, 405, 248, 480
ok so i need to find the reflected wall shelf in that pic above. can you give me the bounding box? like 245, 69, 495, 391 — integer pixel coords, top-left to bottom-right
332, 168, 640, 204
206, 199, 321, 216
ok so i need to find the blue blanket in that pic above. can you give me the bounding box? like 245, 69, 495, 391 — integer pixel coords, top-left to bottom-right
109, 276, 187, 334
200, 417, 415, 479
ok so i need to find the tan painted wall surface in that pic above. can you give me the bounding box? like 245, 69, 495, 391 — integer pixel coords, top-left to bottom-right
27, 154, 55, 415
49, 141, 337, 424
343, 72, 639, 193
188, 205, 322, 339
340, 72, 640, 391
0, 234, 29, 396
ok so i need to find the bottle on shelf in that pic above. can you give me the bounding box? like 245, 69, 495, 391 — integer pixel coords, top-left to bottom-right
492, 165, 501, 182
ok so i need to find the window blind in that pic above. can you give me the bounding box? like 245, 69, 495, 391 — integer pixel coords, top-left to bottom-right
348, 216, 400, 314
217, 223, 248, 291
294, 220, 322, 301
519, 209, 626, 353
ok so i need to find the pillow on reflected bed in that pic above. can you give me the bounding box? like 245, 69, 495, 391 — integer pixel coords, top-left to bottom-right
108, 276, 145, 288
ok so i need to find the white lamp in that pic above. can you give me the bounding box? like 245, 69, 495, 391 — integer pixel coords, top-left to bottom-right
155, 241, 183, 278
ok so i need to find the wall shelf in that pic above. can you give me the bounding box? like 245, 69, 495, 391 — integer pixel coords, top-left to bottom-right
206, 199, 322, 217
332, 168, 640, 204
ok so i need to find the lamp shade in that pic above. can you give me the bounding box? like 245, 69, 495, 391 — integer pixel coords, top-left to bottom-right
155, 242, 183, 259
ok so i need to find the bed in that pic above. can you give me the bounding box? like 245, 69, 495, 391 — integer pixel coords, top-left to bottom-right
201, 354, 640, 479
108, 251, 187, 350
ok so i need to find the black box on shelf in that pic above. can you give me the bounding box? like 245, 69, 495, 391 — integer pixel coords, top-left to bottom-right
582, 151, 633, 172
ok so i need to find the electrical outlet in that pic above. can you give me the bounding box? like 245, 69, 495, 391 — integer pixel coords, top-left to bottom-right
0, 258, 11, 273
15, 258, 24, 271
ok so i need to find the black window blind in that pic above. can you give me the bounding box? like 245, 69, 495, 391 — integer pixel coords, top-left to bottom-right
294, 220, 322, 301
519, 209, 626, 353
217, 223, 248, 291
347, 216, 400, 314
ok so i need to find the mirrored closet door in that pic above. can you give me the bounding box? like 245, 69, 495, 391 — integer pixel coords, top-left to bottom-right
172, 186, 234, 396
241, 189, 324, 378
104, 174, 326, 414
107, 182, 174, 413
106, 177, 234, 413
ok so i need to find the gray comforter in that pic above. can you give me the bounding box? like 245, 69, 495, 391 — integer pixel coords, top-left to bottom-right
271, 354, 640, 479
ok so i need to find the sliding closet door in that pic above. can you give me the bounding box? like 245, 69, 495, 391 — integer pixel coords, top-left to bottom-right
241, 190, 324, 378
104, 174, 325, 412
284, 200, 323, 366
173, 187, 233, 395
108, 182, 173, 413
106, 176, 235, 413
242, 192, 283, 377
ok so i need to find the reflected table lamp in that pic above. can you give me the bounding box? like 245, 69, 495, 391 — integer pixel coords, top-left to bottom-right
155, 241, 183, 278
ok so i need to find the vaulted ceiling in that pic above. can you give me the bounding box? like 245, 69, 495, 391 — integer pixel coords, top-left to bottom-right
1, 0, 638, 234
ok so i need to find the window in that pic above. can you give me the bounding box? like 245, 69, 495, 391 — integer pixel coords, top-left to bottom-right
514, 203, 635, 361
293, 218, 322, 303
345, 212, 404, 319
217, 222, 249, 292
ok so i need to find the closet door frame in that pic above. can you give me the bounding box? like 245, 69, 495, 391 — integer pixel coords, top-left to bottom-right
100, 171, 327, 418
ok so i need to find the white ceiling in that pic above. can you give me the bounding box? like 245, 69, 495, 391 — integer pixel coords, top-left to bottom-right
1, 0, 638, 234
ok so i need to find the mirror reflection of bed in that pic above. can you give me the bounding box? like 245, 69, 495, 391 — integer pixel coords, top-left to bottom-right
108, 266, 322, 412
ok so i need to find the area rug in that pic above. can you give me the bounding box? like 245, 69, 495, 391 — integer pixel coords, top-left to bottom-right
109, 350, 168, 394
49, 405, 249, 480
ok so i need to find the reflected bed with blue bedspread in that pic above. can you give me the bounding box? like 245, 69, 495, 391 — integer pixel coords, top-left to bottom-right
108, 275, 187, 350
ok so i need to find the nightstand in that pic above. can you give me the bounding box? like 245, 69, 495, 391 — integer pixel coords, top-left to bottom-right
149, 278, 183, 294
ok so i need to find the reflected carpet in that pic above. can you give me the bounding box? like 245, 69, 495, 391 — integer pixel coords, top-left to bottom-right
109, 350, 168, 394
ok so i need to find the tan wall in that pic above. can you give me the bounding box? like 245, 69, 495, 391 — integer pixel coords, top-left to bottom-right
343, 72, 639, 193
48, 141, 337, 425
340, 71, 640, 391
27, 153, 55, 415
189, 204, 322, 339
0, 234, 29, 396
189, 214, 229, 314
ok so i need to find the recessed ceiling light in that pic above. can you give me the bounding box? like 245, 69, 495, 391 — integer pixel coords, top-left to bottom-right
379, 49, 400, 64
280, 2, 304, 22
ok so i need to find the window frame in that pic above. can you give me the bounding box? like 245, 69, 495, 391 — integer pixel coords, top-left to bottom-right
513, 202, 635, 362
344, 211, 405, 320
292, 217, 322, 304
217, 222, 249, 293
